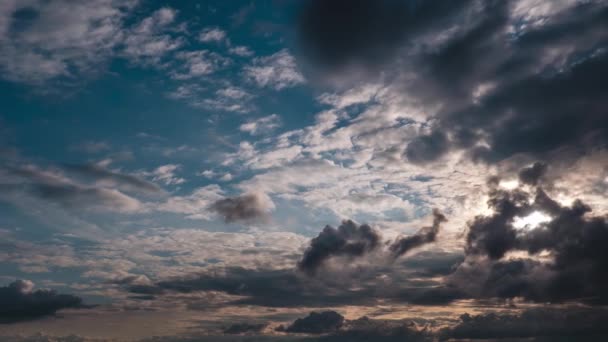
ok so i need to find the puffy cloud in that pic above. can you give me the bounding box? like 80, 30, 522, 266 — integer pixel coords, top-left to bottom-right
298, 220, 381, 275
211, 192, 274, 223
447, 163, 608, 304
244, 49, 305, 90
0, 0, 137, 85
0, 280, 83, 323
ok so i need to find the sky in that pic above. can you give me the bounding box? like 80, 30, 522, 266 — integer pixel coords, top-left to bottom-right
0, 0, 607, 341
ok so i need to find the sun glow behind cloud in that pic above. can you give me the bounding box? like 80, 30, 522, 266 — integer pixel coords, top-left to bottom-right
512, 211, 552, 230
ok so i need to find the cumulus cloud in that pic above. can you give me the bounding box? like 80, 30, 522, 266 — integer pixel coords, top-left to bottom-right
210, 192, 274, 223
0, 280, 83, 323
446, 163, 608, 304
298, 220, 381, 275
244, 49, 305, 90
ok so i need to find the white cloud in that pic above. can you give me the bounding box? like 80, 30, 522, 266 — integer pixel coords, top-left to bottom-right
149, 164, 185, 186
243, 49, 305, 90
239, 114, 282, 136
198, 27, 227, 43
229, 45, 254, 57
155, 185, 224, 220
122, 7, 183, 63
170, 50, 230, 79
0, 0, 137, 84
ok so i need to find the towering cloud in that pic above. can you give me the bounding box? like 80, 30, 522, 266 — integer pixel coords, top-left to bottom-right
450, 163, 608, 304
298, 220, 381, 275
390, 209, 447, 258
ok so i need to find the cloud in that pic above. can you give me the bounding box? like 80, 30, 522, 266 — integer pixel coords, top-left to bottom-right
199, 27, 227, 43
3, 164, 145, 213
298, 220, 381, 275
141, 164, 185, 186
240, 114, 282, 136
63, 163, 161, 193
389, 209, 447, 258
244, 49, 305, 90
278, 311, 344, 334
121, 7, 183, 64
441, 307, 608, 341
0, 279, 84, 323
223, 322, 267, 335
518, 161, 548, 186
0, 0, 137, 85
296, 0, 608, 167
170, 50, 230, 79
446, 163, 608, 304
228, 45, 254, 57
210, 192, 274, 223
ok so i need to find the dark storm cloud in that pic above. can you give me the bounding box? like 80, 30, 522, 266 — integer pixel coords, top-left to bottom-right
518, 162, 548, 186
0, 280, 84, 323
298, 0, 608, 165
441, 307, 608, 341
297, 220, 380, 274
389, 209, 446, 258
210, 193, 271, 223
449, 164, 608, 304
297, 0, 472, 73
278, 311, 345, 334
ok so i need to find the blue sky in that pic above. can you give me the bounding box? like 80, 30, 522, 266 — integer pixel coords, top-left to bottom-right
1, 0, 608, 341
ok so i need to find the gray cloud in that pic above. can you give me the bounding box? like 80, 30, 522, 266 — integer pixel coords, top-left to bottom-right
297, 220, 381, 275
448, 164, 608, 304
210, 192, 272, 223
63, 163, 161, 193
389, 209, 446, 258
297, 0, 608, 167
441, 307, 608, 341
0, 280, 84, 324
278, 311, 344, 334
2, 164, 144, 212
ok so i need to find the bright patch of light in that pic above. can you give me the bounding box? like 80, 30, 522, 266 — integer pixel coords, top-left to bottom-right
513, 211, 552, 230
499, 179, 520, 190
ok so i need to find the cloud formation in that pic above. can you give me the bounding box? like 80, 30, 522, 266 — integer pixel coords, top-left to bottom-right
297, 0, 608, 166
0, 280, 83, 323
297, 220, 381, 275
279, 311, 345, 334
389, 209, 446, 258
210, 192, 273, 223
